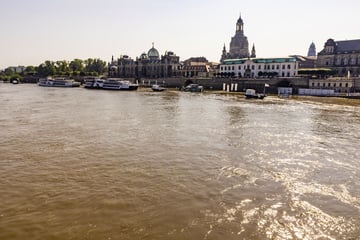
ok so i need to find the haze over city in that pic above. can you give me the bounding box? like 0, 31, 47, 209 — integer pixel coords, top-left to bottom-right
1, 0, 359, 69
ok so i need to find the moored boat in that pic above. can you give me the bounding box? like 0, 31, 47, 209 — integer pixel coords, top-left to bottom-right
84, 78, 104, 89
182, 84, 203, 92
38, 78, 80, 87
151, 84, 166, 92
245, 89, 265, 99
102, 79, 138, 90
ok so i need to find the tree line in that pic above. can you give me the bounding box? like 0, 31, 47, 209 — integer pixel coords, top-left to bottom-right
0, 58, 107, 81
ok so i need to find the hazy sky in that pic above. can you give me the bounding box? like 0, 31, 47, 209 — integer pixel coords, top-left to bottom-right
1, 0, 359, 69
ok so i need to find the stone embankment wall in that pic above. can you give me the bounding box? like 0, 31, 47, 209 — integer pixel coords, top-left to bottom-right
135, 77, 310, 94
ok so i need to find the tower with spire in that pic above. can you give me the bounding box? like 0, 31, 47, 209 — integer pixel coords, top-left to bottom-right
221, 14, 254, 62
307, 42, 316, 57
251, 44, 256, 58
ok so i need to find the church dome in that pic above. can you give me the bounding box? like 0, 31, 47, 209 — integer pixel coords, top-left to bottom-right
148, 43, 160, 60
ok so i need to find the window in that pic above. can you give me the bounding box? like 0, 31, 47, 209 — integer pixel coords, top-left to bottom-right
334, 83, 336, 87
258, 65, 261, 70
328, 83, 331, 87
336, 58, 341, 65
272, 65, 275, 70
343, 58, 348, 65
276, 65, 279, 69
287, 64, 291, 69
232, 66, 234, 71
238, 66, 241, 70
251, 65, 255, 70
346, 83, 349, 87
323, 83, 326, 87
312, 82, 315, 87
317, 82, 320, 87
282, 65, 285, 70
339, 83, 342, 87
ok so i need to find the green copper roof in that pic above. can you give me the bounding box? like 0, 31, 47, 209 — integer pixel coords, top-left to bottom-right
222, 57, 296, 65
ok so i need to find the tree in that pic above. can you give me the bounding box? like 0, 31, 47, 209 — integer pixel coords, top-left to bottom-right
84, 58, 107, 76
24, 66, 36, 75
56, 60, 70, 75
4, 68, 14, 75
69, 59, 84, 73
37, 61, 56, 77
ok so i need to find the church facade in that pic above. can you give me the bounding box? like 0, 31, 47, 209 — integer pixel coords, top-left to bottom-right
317, 38, 360, 77
220, 15, 255, 62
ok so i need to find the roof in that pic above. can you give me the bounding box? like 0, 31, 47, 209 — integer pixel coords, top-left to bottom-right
336, 39, 360, 52
222, 57, 296, 65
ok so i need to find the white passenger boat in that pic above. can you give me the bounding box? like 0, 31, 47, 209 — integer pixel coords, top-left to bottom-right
38, 78, 80, 87
84, 78, 104, 89
102, 79, 138, 91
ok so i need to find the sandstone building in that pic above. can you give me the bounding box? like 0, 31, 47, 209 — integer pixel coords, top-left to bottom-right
317, 38, 360, 77
108, 44, 182, 79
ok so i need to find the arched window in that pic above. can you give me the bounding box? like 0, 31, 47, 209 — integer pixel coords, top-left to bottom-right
351, 57, 356, 65
336, 58, 341, 65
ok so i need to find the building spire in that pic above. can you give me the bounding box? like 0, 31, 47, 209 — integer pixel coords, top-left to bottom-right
251, 44, 256, 58
307, 42, 316, 56
236, 13, 244, 33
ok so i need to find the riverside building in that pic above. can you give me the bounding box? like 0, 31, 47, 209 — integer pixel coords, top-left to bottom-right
219, 57, 298, 78
108, 43, 182, 79
317, 38, 360, 77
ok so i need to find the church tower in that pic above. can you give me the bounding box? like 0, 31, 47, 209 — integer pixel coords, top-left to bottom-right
220, 44, 227, 62
251, 44, 256, 58
236, 15, 244, 33
307, 42, 316, 57
221, 14, 251, 62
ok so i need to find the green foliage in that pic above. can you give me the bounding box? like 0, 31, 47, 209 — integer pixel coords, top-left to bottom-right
10, 74, 22, 81
70, 59, 84, 73
3, 58, 107, 78
4, 68, 14, 75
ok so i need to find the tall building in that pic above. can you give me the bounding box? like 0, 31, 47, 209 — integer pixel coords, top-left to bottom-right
317, 38, 360, 76
307, 42, 316, 57
221, 15, 253, 62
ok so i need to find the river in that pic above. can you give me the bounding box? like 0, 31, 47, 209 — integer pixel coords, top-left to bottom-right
1, 83, 360, 239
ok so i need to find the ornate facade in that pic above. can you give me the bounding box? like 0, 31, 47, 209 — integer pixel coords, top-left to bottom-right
220, 15, 255, 62
317, 38, 360, 77
109, 44, 181, 78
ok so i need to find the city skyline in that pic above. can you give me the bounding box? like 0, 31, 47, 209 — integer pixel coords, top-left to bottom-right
1, 0, 360, 69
